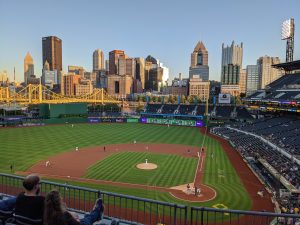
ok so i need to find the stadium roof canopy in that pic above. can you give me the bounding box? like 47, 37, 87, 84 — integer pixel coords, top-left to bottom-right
272, 60, 300, 71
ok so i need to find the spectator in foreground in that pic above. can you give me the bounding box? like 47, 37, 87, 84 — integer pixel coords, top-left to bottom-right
44, 190, 104, 225
0, 174, 44, 224
14, 174, 45, 223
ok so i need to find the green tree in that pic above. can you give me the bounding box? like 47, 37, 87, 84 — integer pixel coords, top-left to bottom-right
187, 95, 193, 104
157, 96, 162, 103
152, 96, 157, 102
181, 95, 186, 104
164, 96, 168, 104
240, 93, 246, 98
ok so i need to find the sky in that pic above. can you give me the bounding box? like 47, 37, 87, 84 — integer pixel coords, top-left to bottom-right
0, 0, 299, 83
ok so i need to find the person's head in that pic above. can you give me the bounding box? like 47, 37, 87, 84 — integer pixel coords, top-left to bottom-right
23, 174, 41, 195
44, 190, 66, 225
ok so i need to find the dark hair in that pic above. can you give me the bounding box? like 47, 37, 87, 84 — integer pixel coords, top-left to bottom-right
23, 175, 40, 191
44, 190, 66, 225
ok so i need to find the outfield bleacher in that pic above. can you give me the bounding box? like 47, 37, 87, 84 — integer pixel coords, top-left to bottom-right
143, 103, 251, 120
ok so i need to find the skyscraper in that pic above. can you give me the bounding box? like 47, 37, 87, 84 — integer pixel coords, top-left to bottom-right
239, 69, 247, 94
118, 58, 135, 77
144, 55, 166, 91
24, 52, 34, 84
221, 41, 243, 85
189, 41, 209, 81
42, 36, 62, 71
93, 49, 104, 71
257, 56, 282, 89
109, 50, 125, 75
135, 57, 145, 89
246, 65, 259, 95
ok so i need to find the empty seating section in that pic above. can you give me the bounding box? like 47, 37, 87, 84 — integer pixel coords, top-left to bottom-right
161, 104, 178, 114
264, 91, 300, 100
216, 105, 233, 117
268, 74, 300, 90
144, 104, 251, 119
212, 127, 300, 189
196, 105, 205, 115
178, 105, 196, 115
145, 104, 161, 113
236, 107, 252, 119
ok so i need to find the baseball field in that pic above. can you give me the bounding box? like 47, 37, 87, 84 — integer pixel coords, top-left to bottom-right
0, 123, 273, 211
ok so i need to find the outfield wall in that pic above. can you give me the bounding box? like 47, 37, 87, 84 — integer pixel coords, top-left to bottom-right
38, 103, 87, 118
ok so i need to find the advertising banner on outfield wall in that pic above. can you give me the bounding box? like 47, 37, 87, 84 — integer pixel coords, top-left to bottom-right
140, 118, 147, 123
127, 118, 139, 123
141, 118, 204, 127
89, 118, 130, 123
196, 121, 204, 127
88, 118, 100, 123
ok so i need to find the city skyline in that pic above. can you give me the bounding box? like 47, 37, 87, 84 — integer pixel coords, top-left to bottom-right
0, 0, 299, 82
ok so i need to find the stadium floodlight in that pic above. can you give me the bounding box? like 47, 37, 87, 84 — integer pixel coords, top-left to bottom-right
281, 19, 294, 40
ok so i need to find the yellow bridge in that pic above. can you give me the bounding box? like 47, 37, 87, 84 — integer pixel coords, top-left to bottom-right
0, 84, 121, 105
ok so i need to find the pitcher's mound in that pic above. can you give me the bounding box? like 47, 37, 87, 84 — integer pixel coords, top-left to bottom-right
136, 163, 158, 170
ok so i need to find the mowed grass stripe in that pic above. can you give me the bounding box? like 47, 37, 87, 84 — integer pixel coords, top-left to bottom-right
0, 123, 252, 210
86, 152, 197, 187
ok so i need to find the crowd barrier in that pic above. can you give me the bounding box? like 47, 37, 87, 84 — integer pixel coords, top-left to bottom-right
1, 174, 299, 225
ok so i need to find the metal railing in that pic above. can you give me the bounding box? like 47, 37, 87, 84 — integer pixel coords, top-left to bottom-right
1, 173, 300, 225
191, 207, 300, 225
0, 173, 187, 225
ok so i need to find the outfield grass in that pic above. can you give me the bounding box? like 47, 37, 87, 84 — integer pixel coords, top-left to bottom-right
86, 152, 198, 187
0, 123, 252, 210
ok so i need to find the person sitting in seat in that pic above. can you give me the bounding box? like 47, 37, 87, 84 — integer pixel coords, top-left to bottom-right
14, 174, 45, 224
44, 190, 104, 225
0, 174, 44, 224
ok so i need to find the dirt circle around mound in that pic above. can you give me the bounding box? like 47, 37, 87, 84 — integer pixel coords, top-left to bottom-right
24, 143, 216, 203
136, 163, 158, 170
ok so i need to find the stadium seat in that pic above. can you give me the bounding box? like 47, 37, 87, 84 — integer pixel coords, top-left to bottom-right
0, 210, 13, 225
13, 214, 43, 225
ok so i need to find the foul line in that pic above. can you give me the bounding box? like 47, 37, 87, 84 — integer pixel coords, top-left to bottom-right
193, 150, 204, 184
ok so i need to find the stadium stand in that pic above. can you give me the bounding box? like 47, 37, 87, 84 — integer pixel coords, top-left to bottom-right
237, 117, 300, 155
143, 103, 251, 120
215, 105, 233, 118
161, 104, 178, 114
178, 105, 196, 115
211, 126, 300, 189
245, 72, 300, 115
265, 73, 300, 90
144, 104, 161, 113
236, 106, 253, 119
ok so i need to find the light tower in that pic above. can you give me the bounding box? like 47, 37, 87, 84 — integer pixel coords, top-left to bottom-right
281, 18, 295, 62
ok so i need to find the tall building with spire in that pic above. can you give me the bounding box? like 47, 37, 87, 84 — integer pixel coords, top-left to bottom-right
42, 36, 62, 71
93, 49, 104, 71
189, 41, 209, 81
24, 52, 34, 84
221, 41, 243, 85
